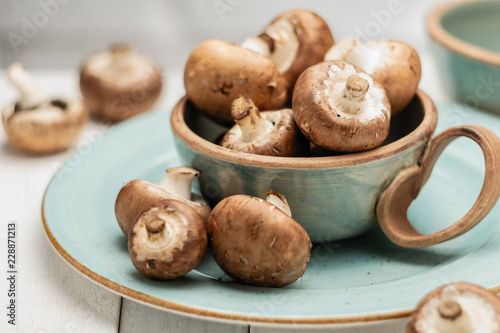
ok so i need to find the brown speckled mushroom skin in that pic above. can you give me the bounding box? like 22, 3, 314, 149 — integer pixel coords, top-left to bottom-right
292, 60, 390, 152
220, 108, 309, 157
1, 100, 88, 154
207, 194, 311, 287
406, 282, 500, 333
367, 40, 421, 115
128, 199, 207, 280
79, 62, 162, 123
184, 40, 288, 124
115, 179, 210, 237
115, 180, 169, 236
269, 9, 334, 93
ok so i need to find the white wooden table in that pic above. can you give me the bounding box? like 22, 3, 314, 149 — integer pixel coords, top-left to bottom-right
0, 53, 454, 332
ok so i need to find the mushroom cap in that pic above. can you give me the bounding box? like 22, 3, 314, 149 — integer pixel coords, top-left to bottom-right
325, 37, 421, 115
1, 99, 88, 154
115, 179, 211, 236
79, 46, 163, 123
128, 199, 207, 279
365, 40, 421, 115
406, 282, 500, 333
220, 105, 308, 157
292, 60, 391, 152
207, 194, 312, 287
265, 9, 334, 92
184, 39, 288, 124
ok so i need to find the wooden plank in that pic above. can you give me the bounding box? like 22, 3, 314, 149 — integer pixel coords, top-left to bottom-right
0, 71, 122, 333
119, 300, 249, 333
250, 319, 407, 333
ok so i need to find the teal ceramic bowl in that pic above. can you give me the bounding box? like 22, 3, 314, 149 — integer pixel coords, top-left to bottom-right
171, 92, 500, 246
428, 0, 500, 113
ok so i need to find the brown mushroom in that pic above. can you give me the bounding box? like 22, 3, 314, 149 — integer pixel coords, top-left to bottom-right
219, 96, 308, 157
128, 199, 207, 279
2, 63, 88, 154
292, 60, 391, 152
207, 191, 311, 287
406, 282, 500, 332
115, 167, 211, 236
80, 44, 163, 123
242, 9, 334, 92
184, 39, 288, 124
325, 36, 421, 115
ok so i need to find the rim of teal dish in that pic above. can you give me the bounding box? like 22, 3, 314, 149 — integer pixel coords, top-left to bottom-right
42, 106, 500, 325
42, 190, 414, 324
428, 0, 500, 67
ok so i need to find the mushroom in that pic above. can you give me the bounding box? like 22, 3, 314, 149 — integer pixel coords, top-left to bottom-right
2, 63, 88, 154
219, 96, 308, 157
292, 60, 391, 152
242, 9, 334, 92
128, 199, 207, 279
406, 282, 500, 332
207, 191, 311, 287
325, 36, 421, 115
184, 39, 288, 124
80, 44, 163, 123
115, 167, 211, 236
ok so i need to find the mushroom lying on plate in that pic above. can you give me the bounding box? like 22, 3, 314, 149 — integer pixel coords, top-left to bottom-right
128, 199, 207, 279
406, 282, 500, 332
242, 9, 334, 92
220, 96, 308, 157
184, 39, 288, 124
207, 191, 311, 287
115, 167, 211, 236
2, 63, 88, 154
292, 60, 391, 152
80, 44, 163, 123
325, 36, 421, 115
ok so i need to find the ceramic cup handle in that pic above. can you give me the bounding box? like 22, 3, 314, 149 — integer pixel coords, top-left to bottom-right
377, 125, 500, 248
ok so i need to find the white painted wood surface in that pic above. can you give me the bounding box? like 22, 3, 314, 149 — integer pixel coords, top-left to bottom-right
0, 56, 455, 333
0, 71, 122, 333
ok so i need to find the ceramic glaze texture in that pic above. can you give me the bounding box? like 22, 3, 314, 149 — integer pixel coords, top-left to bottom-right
428, 0, 500, 114
172, 93, 436, 243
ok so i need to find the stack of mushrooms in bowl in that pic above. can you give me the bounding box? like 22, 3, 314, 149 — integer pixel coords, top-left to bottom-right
118, 9, 500, 291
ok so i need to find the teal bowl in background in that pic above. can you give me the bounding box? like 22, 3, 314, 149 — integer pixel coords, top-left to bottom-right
428, 0, 500, 114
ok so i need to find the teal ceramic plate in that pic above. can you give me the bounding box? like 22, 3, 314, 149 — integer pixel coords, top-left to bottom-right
42, 103, 500, 325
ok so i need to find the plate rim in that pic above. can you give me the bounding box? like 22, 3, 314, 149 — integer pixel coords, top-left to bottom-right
41, 108, 500, 326
42, 197, 413, 325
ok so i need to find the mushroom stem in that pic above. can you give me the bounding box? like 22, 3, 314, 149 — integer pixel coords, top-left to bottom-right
7, 62, 46, 110
145, 217, 166, 234
344, 75, 369, 102
157, 167, 199, 201
231, 96, 273, 143
435, 299, 475, 333
325, 36, 377, 72
110, 44, 134, 73
241, 34, 274, 57
266, 191, 292, 217
111, 43, 133, 58
325, 36, 363, 62
438, 299, 462, 320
